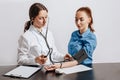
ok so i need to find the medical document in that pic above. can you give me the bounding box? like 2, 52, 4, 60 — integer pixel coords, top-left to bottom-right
55, 65, 92, 74
4, 66, 41, 78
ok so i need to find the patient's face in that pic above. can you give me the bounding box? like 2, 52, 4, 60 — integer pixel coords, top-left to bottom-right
75, 11, 91, 33
33, 10, 48, 29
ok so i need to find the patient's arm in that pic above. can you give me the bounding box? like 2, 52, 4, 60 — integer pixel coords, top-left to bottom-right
44, 60, 78, 71
61, 60, 78, 68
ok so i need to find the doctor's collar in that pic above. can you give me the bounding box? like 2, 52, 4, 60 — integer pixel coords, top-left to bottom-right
31, 25, 47, 32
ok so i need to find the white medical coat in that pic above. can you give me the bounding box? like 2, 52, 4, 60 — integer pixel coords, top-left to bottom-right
18, 25, 65, 65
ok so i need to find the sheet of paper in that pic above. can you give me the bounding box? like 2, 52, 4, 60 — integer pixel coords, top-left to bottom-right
4, 66, 41, 78
55, 65, 92, 74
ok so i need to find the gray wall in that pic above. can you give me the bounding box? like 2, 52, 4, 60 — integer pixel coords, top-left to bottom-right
0, 0, 120, 65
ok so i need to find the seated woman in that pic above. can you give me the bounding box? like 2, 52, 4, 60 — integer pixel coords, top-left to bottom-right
45, 6, 97, 71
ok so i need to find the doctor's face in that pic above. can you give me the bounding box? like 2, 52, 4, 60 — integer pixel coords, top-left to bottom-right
33, 10, 48, 28
75, 11, 91, 33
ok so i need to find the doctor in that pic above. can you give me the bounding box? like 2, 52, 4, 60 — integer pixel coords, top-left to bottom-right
17, 3, 69, 66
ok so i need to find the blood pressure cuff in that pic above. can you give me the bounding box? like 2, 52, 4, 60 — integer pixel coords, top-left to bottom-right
72, 49, 88, 63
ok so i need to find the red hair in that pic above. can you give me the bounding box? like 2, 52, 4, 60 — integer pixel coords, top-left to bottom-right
76, 7, 95, 32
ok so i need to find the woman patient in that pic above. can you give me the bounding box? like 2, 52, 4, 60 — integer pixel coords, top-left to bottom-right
45, 6, 97, 71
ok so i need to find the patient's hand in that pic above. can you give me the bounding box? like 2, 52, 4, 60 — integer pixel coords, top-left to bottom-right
44, 63, 60, 71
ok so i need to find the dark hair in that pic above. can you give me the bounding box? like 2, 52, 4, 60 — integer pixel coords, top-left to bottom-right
24, 3, 48, 32
76, 7, 95, 32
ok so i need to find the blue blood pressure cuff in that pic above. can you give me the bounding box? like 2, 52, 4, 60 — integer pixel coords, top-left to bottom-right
72, 49, 88, 64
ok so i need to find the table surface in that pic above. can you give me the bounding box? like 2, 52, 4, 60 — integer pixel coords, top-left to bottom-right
0, 63, 120, 80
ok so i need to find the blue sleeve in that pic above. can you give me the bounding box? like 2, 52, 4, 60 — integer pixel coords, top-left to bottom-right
68, 32, 83, 55
83, 34, 97, 58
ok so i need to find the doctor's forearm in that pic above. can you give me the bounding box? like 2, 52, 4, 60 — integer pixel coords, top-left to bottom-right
18, 57, 37, 65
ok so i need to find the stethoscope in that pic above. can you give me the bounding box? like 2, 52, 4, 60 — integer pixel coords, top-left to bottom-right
34, 17, 65, 64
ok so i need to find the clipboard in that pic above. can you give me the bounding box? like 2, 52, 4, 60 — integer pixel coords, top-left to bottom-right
3, 65, 41, 79
55, 64, 92, 74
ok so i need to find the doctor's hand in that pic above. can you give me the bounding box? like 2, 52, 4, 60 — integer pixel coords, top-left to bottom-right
35, 55, 47, 65
64, 54, 73, 61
